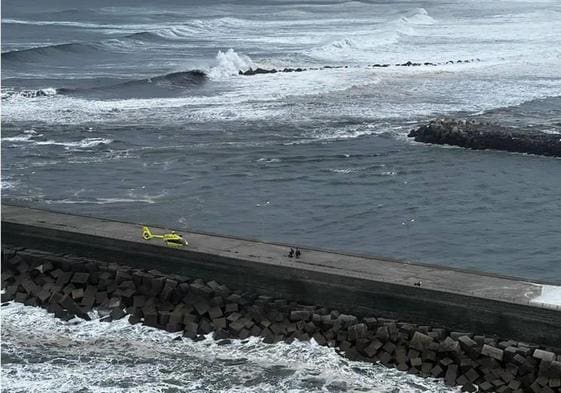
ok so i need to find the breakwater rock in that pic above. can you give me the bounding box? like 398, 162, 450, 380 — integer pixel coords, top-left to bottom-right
408, 119, 561, 157
2, 247, 560, 393
239, 59, 480, 76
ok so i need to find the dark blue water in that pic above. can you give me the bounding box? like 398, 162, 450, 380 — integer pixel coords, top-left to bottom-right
2, 0, 561, 284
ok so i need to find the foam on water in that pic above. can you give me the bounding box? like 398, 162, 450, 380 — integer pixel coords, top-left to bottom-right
531, 285, 561, 307
1, 132, 112, 149
208, 49, 256, 80
1, 302, 459, 393
34, 137, 113, 149
399, 8, 436, 26
1, 180, 18, 190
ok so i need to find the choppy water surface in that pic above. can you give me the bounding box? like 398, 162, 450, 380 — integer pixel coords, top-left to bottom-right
0, 302, 459, 393
2, 0, 561, 282
1, 1, 561, 390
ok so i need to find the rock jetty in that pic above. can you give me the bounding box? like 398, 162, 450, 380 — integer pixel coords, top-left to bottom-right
408, 119, 561, 157
2, 247, 560, 393
238, 59, 480, 76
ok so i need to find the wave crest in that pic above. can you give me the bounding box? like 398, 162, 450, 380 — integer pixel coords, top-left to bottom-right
399, 8, 436, 25
2, 70, 207, 102
2, 42, 100, 62
1, 133, 113, 149
208, 49, 256, 79
2, 88, 58, 100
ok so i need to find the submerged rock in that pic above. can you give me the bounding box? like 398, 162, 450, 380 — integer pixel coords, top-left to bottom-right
408, 118, 561, 157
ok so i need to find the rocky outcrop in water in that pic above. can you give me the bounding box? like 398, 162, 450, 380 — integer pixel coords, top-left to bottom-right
238, 59, 480, 76
408, 119, 561, 157
3, 247, 561, 393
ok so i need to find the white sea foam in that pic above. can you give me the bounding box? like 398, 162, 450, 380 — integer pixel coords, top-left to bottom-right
1, 180, 18, 190
257, 158, 282, 163
2, 87, 53, 100
3, 2, 561, 133
208, 49, 256, 80
1, 302, 459, 393
34, 137, 113, 149
45, 197, 156, 205
1, 133, 35, 142
45, 190, 165, 205
2, 132, 112, 149
399, 8, 436, 25
531, 285, 561, 308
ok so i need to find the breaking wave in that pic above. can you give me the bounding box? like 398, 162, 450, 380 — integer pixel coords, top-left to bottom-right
2, 70, 207, 101
1, 88, 58, 100
208, 48, 256, 79
399, 8, 436, 25
1, 132, 112, 149
124, 31, 166, 42
1, 302, 457, 393
60, 70, 208, 94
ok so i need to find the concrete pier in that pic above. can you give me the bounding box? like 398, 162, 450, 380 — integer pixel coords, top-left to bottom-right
2, 204, 561, 347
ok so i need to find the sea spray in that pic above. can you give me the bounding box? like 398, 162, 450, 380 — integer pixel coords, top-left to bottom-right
209, 49, 256, 80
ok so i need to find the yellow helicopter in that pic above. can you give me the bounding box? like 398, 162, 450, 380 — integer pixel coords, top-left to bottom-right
142, 226, 188, 248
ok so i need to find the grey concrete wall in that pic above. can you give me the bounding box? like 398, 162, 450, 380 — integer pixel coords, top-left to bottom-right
2, 205, 560, 348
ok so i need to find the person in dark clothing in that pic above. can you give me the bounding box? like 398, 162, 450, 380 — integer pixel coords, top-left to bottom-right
288, 248, 294, 258
295, 248, 301, 258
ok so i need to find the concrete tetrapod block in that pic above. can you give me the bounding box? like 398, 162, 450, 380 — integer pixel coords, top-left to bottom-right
71, 272, 89, 285
194, 301, 210, 316
81, 286, 97, 309
109, 307, 126, 320
289, 310, 311, 322
71, 288, 84, 300
363, 339, 383, 358
410, 331, 433, 352
458, 335, 478, 351
208, 306, 223, 320
431, 365, 444, 378
60, 294, 90, 320
376, 326, 390, 342
534, 349, 556, 363
1, 285, 17, 302
481, 344, 505, 362
348, 323, 368, 341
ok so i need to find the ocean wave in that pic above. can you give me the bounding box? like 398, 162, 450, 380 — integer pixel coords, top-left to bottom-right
34, 137, 113, 148
1, 302, 457, 393
1, 87, 58, 100
1, 129, 39, 142
45, 197, 157, 205
399, 8, 436, 25
80, 70, 208, 91
124, 31, 165, 42
1, 180, 18, 190
305, 34, 400, 61
329, 38, 358, 50
2, 70, 207, 101
1, 133, 112, 149
208, 49, 256, 79
1, 41, 105, 63
1, 18, 109, 28
58, 70, 208, 95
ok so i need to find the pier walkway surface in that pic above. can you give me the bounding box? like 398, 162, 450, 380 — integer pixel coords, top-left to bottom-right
2, 204, 560, 347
